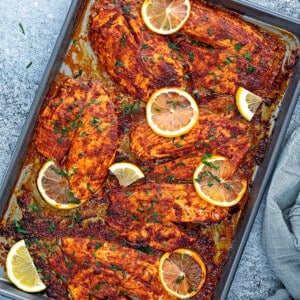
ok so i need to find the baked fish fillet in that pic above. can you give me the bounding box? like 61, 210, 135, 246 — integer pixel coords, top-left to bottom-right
107, 214, 195, 252
35, 78, 118, 201
89, 0, 288, 101
89, 0, 183, 102
131, 111, 250, 172
49, 237, 172, 299
108, 183, 228, 223
107, 183, 228, 251
181, 0, 286, 97
66, 84, 118, 201
147, 155, 240, 183
35, 79, 89, 161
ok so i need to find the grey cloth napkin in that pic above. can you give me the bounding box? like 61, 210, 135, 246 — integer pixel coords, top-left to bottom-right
262, 126, 300, 300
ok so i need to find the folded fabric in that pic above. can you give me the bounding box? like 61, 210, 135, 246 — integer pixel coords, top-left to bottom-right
262, 126, 300, 300
267, 289, 293, 300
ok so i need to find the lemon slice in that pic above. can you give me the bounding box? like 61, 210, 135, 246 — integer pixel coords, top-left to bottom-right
141, 0, 191, 35
6, 240, 46, 293
236, 87, 262, 121
109, 162, 145, 187
37, 160, 81, 210
146, 87, 199, 138
159, 248, 206, 299
193, 155, 247, 207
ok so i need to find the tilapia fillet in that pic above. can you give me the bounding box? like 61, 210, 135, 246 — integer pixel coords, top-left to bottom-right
35, 78, 89, 161
89, 0, 183, 102
107, 212, 195, 252
107, 183, 228, 251
66, 86, 118, 200
89, 0, 287, 100
35, 79, 119, 201
48, 238, 171, 299
108, 183, 228, 223
131, 111, 251, 173
147, 155, 236, 182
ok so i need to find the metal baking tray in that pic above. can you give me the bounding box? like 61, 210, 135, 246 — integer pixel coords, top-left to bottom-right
0, 0, 299, 299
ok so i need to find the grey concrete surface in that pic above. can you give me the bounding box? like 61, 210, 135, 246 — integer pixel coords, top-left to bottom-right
0, 0, 299, 299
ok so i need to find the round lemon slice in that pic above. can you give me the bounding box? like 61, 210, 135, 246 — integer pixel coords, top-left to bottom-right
146, 87, 199, 138
37, 160, 81, 210
193, 155, 247, 207
236, 86, 263, 121
109, 162, 145, 187
141, 0, 191, 35
159, 248, 206, 299
6, 240, 46, 293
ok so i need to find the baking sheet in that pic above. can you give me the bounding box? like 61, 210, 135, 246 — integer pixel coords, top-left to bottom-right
0, 0, 299, 299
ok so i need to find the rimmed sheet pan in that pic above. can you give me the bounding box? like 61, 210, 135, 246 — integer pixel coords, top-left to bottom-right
0, 0, 299, 299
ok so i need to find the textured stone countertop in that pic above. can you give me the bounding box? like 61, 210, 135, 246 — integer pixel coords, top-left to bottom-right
0, 0, 299, 299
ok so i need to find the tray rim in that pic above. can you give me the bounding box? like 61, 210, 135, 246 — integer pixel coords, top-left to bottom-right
0, 0, 299, 299
221, 0, 300, 32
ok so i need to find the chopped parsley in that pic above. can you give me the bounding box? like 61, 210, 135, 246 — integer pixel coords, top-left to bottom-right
207, 28, 214, 35
26, 62, 32, 69
73, 69, 83, 79
247, 65, 256, 74
120, 32, 128, 46
188, 51, 195, 62
27, 202, 40, 213
243, 52, 252, 61
19, 23, 25, 35
115, 59, 125, 67
13, 220, 29, 234
142, 43, 149, 49
168, 42, 180, 52
176, 275, 185, 284
234, 42, 244, 51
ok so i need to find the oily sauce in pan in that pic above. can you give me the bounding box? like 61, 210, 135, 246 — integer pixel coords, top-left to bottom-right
0, 0, 298, 299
